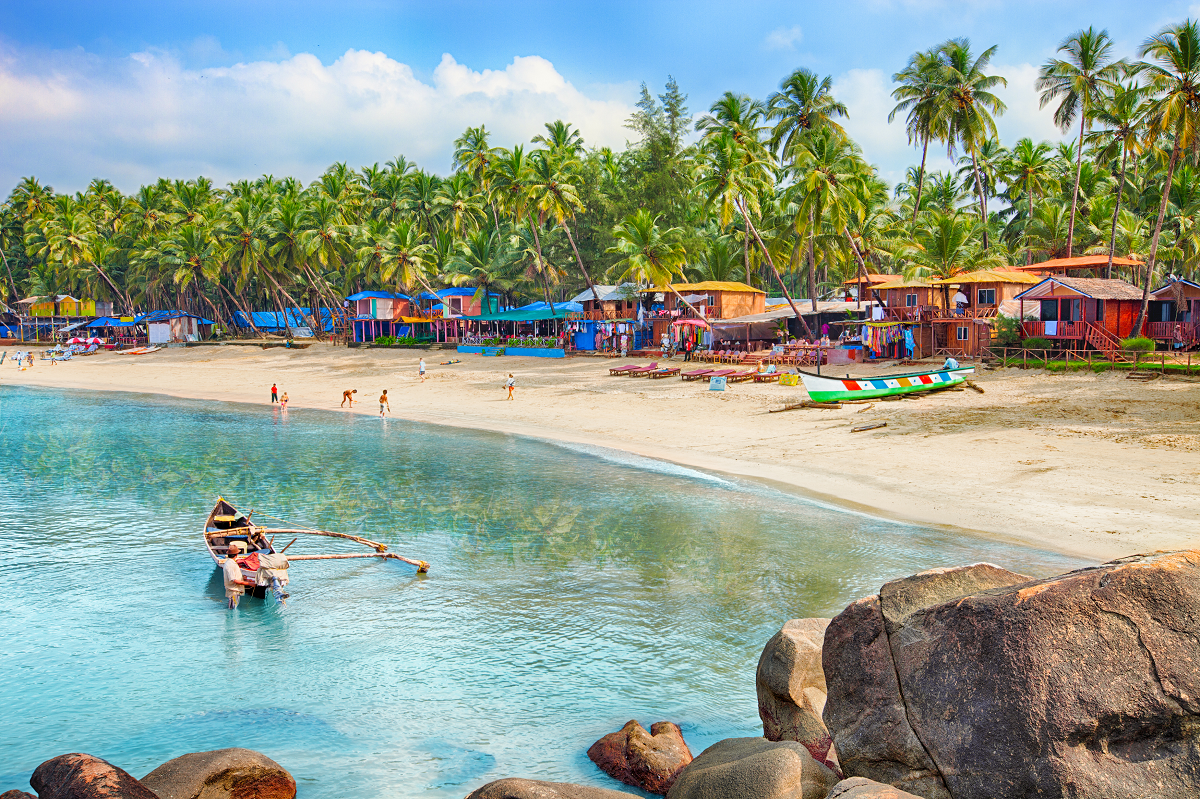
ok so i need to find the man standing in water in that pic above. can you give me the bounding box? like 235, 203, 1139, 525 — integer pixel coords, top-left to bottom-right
223, 542, 254, 609
270, 383, 278, 403
379, 389, 390, 416
341, 388, 357, 407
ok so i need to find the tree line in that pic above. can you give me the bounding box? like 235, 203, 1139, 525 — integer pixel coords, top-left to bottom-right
3, 20, 1200, 337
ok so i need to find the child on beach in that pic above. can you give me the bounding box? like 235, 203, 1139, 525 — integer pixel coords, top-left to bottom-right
379, 390, 390, 416
280, 392, 289, 409
505, 374, 515, 400
270, 383, 278, 403
342, 389, 357, 407
418, 358, 427, 382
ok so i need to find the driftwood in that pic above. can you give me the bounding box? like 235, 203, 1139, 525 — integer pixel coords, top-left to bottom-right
856, 404, 875, 413
769, 400, 843, 413
965, 380, 985, 393
288, 552, 430, 572
851, 422, 888, 433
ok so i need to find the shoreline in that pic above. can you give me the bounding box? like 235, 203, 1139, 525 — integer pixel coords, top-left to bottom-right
5, 343, 1200, 561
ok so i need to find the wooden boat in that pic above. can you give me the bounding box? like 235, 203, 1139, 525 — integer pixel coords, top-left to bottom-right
204, 497, 429, 600
798, 365, 975, 403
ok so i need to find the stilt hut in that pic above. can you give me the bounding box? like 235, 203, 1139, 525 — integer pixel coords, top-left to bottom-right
1014, 276, 1145, 357
1147, 279, 1200, 347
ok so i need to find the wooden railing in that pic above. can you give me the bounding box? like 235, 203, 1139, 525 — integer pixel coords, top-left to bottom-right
928, 306, 999, 320
1022, 321, 1085, 339
1146, 320, 1197, 341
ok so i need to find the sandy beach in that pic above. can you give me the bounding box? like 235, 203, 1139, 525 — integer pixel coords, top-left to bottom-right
5, 342, 1198, 561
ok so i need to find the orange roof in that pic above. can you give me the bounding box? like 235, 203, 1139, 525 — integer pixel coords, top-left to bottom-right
843, 274, 900, 285
1013, 255, 1143, 272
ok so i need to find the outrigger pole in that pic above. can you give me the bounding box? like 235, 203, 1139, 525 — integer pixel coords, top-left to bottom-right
252, 522, 430, 573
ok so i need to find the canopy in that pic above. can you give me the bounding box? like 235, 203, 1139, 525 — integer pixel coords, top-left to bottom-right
671, 319, 711, 328
461, 307, 577, 322
234, 309, 333, 331
345, 290, 412, 301
88, 316, 137, 328
136, 310, 214, 324
929, 270, 1040, 286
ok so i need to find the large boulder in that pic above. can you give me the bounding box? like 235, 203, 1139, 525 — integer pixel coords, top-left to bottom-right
140, 749, 295, 799
826, 777, 922, 798
465, 778, 641, 799
1, 791, 37, 799
587, 720, 693, 794
30, 754, 160, 799
756, 619, 833, 764
823, 552, 1200, 799
665, 737, 836, 799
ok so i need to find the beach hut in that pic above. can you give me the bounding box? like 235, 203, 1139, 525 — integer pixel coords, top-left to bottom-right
655, 281, 767, 320
873, 278, 941, 321
138, 311, 212, 344
842, 273, 900, 302
923, 271, 1042, 356
1013, 276, 1144, 356
1146, 279, 1200, 346
1011, 254, 1145, 278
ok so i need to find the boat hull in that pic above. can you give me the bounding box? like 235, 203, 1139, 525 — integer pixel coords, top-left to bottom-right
799, 366, 975, 403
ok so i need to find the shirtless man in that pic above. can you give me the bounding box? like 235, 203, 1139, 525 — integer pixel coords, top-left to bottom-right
341, 389, 357, 407
379, 390, 390, 416
222, 542, 255, 609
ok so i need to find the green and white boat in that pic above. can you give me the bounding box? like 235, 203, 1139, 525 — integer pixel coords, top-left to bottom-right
798, 366, 975, 403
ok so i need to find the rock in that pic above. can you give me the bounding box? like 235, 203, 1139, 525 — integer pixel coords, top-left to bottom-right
1, 791, 37, 799
665, 737, 837, 799
823, 552, 1200, 799
140, 749, 295, 799
465, 778, 642, 799
587, 720, 693, 794
826, 777, 922, 798
756, 619, 833, 764
30, 754, 160, 799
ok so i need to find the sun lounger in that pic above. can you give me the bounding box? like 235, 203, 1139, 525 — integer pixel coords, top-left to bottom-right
703, 368, 736, 379
753, 372, 781, 383
609, 364, 640, 375
680, 369, 713, 381
625, 362, 660, 377
648, 367, 680, 379
726, 370, 757, 383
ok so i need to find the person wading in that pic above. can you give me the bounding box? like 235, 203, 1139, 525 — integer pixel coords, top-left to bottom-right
341, 389, 357, 407
379, 390, 390, 417
222, 541, 254, 609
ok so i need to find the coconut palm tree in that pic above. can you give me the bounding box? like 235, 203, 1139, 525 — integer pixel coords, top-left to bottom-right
767, 68, 848, 161
1037, 27, 1124, 257
1004, 139, 1059, 265
527, 148, 601, 301
1133, 19, 1200, 333
900, 211, 1005, 307
606, 209, 702, 317
1086, 81, 1149, 276
890, 48, 947, 222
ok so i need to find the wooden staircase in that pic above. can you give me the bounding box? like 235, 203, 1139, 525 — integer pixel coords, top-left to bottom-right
330, 306, 351, 343
1085, 322, 1121, 358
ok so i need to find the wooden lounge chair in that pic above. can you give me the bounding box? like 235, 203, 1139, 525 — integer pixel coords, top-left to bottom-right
625, 362, 660, 377
609, 364, 640, 375
726, 370, 757, 383
680, 368, 713, 381
648, 367, 681, 379
704, 368, 737, 379
753, 372, 781, 383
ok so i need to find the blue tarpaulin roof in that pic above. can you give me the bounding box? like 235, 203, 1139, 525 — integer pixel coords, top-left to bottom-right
514, 301, 584, 313
346, 291, 413, 302
136, 310, 213, 324
233, 309, 333, 331
87, 316, 137, 328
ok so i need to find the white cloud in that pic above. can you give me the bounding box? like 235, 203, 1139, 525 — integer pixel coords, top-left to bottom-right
0, 44, 635, 193
765, 26, 804, 51
992, 61, 1068, 144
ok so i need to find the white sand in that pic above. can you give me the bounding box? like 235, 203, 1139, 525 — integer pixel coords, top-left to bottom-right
7, 342, 1199, 561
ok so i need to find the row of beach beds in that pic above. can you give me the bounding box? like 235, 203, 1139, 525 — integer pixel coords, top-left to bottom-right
608, 362, 788, 383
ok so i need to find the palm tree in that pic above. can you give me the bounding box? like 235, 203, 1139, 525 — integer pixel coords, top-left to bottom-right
527, 148, 601, 301
1134, 19, 1200, 334
448, 227, 519, 311
890, 48, 947, 222
1005, 138, 1059, 265
937, 38, 1007, 248
901, 211, 1005, 305
1087, 81, 1149, 276
606, 209, 702, 317
1037, 27, 1124, 257
767, 68, 848, 160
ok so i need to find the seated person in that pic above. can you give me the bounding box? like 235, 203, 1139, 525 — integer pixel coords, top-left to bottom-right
943, 356, 960, 370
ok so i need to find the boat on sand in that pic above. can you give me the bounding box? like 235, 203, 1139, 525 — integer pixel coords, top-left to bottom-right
204, 497, 429, 600
798, 365, 975, 403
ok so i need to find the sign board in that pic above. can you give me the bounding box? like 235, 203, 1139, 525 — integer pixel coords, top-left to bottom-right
779, 374, 800, 386
708, 376, 727, 391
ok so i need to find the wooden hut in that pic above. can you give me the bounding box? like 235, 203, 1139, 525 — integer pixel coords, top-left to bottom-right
873, 278, 940, 322
842, 273, 901, 302
1147, 279, 1200, 346
1013, 276, 1144, 356
654, 281, 767, 320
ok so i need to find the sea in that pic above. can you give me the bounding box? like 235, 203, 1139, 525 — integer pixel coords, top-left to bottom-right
0, 386, 1090, 798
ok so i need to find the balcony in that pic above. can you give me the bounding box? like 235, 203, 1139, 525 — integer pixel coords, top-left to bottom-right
1021, 321, 1085, 339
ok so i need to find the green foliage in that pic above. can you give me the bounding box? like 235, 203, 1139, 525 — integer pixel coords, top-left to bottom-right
1121, 336, 1155, 351
1022, 337, 1054, 350
992, 315, 1023, 346
373, 335, 396, 346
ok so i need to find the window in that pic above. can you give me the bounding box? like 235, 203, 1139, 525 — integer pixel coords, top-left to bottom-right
977, 288, 996, 305
1040, 299, 1058, 321
957, 325, 969, 341
905, 293, 918, 307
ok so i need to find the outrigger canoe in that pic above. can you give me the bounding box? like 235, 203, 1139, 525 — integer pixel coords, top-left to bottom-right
204, 497, 429, 601
799, 366, 975, 403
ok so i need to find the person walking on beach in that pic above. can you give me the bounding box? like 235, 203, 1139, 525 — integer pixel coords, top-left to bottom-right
223, 541, 254, 609
505, 373, 515, 400
279, 392, 289, 410
270, 383, 278, 403
418, 358, 427, 382
379, 390, 390, 416
342, 389, 357, 407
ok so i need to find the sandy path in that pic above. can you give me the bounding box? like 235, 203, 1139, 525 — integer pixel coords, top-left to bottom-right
5, 342, 1199, 561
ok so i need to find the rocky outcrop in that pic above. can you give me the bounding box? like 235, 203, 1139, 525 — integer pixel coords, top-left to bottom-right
756, 619, 833, 765
140, 748, 295, 799
0, 791, 37, 799
665, 737, 836, 799
465, 778, 641, 799
825, 777, 922, 799
587, 720, 693, 794
823, 553, 1200, 799
30, 754, 160, 799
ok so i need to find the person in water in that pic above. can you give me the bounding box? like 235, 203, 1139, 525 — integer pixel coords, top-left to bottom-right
279, 392, 289, 409
222, 541, 254, 609
341, 389, 356, 407
379, 390, 390, 416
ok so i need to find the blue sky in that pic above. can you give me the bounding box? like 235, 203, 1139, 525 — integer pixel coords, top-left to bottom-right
3, 0, 1199, 193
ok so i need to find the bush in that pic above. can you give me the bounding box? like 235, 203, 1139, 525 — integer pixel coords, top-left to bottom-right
1023, 337, 1054, 351
993, 316, 1023, 347
1121, 336, 1155, 352
373, 335, 396, 346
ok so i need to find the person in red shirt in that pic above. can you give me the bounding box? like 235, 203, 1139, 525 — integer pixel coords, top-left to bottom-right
270, 383, 278, 403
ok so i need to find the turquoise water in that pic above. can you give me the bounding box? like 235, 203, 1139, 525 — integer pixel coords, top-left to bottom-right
0, 387, 1089, 797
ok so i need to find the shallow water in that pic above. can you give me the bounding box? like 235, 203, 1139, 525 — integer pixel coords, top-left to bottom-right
0, 386, 1089, 797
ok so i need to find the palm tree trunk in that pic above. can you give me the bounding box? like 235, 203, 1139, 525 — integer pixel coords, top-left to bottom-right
529, 222, 554, 312
561, 220, 600, 302
737, 199, 813, 338
268, 284, 292, 337
0, 247, 18, 303
91, 262, 133, 315
806, 210, 819, 312
911, 136, 930, 223
1026, 188, 1034, 267
843, 228, 869, 311
971, 151, 990, 250
1066, 116, 1085, 257
1106, 145, 1129, 280
1134, 138, 1181, 336
216, 279, 263, 338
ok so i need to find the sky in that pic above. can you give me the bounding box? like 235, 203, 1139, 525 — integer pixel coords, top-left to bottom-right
2, 0, 1199, 195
